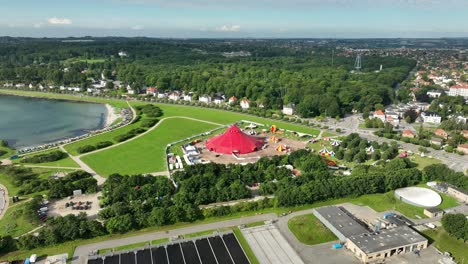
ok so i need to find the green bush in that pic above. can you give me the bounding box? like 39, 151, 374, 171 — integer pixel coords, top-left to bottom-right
21, 150, 67, 163
114, 128, 147, 142
77, 145, 97, 154
140, 119, 159, 128
96, 141, 113, 149
0, 150, 7, 157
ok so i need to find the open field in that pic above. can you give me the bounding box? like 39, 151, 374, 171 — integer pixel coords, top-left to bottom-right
81, 118, 220, 176
422, 228, 468, 263
288, 214, 338, 245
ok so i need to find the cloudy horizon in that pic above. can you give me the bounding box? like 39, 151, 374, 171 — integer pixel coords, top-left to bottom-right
1, 0, 467, 38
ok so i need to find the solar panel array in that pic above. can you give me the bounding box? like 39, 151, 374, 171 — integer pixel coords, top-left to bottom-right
88, 233, 250, 264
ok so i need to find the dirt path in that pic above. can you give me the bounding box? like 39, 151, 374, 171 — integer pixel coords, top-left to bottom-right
0, 183, 9, 220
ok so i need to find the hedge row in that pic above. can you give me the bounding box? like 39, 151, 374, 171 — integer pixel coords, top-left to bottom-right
21, 150, 67, 163
77, 141, 114, 154
114, 128, 147, 142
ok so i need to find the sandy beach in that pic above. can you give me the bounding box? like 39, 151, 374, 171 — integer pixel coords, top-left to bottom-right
104, 104, 119, 127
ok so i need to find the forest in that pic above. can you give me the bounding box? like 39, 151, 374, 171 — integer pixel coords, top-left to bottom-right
0, 38, 416, 117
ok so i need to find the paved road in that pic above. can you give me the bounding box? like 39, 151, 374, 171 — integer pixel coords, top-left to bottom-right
72, 213, 276, 264
321, 114, 468, 173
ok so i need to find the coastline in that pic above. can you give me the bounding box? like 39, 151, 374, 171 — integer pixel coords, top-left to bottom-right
104, 104, 119, 127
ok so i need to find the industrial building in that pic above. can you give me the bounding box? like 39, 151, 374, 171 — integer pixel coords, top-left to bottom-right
313, 206, 428, 263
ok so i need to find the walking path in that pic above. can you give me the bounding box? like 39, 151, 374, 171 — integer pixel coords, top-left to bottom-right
0, 184, 9, 220
72, 213, 277, 264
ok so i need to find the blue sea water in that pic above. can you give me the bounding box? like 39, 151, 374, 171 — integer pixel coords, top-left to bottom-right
0, 95, 107, 148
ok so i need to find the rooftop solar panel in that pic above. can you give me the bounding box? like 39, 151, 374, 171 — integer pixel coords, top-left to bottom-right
152, 247, 168, 264
208, 236, 233, 264
137, 248, 153, 264
195, 239, 217, 264
180, 241, 201, 264
167, 244, 184, 264
223, 234, 250, 264
121, 252, 136, 264
103, 255, 119, 264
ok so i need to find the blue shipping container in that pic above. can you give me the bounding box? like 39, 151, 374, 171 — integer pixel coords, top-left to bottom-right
333, 243, 343, 249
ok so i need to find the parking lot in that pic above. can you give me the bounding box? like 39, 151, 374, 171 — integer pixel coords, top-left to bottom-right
48, 192, 101, 219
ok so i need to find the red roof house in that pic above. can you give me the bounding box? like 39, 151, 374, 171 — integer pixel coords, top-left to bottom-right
434, 129, 449, 139
402, 130, 416, 138
205, 125, 264, 154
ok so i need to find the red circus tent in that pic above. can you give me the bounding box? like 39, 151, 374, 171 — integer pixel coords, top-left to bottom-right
206, 125, 264, 154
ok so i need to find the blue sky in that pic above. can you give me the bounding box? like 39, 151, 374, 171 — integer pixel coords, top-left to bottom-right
0, 0, 467, 38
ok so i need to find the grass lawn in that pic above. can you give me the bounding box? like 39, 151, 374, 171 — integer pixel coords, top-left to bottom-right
0, 201, 39, 238
409, 154, 441, 170
422, 228, 468, 263
81, 118, 220, 176
288, 214, 338, 245
0, 146, 15, 159
233, 227, 260, 264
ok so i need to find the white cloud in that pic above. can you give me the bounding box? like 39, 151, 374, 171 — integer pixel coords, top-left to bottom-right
131, 25, 144, 30
47, 17, 72, 25
216, 25, 241, 32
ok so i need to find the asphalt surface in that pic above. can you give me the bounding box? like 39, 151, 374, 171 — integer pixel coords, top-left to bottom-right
319, 114, 468, 173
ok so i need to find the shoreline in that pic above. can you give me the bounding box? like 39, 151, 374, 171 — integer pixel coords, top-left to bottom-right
104, 104, 119, 127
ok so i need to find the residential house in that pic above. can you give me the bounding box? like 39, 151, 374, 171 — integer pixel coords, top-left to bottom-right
240, 99, 250, 109
282, 104, 296, 115
228, 96, 237, 104
28, 83, 34, 89
126, 85, 135, 95
199, 95, 212, 104
157, 91, 167, 99
15, 83, 25, 88
434, 128, 449, 139
421, 112, 442, 124
402, 130, 416, 138
457, 144, 468, 154
427, 90, 443, 98
146, 87, 157, 96
448, 84, 468, 98
183, 93, 193, 102
168, 91, 181, 101
372, 110, 386, 122
463, 130, 468, 139
430, 137, 443, 146
213, 96, 224, 105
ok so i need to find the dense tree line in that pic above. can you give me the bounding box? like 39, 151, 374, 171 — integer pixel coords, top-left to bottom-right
20, 150, 67, 163
441, 213, 468, 242
0, 38, 415, 117
333, 133, 399, 163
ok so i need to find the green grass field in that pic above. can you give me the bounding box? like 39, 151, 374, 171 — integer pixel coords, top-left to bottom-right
288, 214, 338, 245
350, 188, 459, 219
422, 228, 468, 263
0, 201, 39, 238
81, 118, 220, 176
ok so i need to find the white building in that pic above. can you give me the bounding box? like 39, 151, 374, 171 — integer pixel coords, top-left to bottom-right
427, 90, 443, 98
183, 93, 193, 102
372, 110, 386, 122
168, 91, 181, 101
448, 85, 468, 98
118, 51, 128, 57
199, 95, 212, 104
240, 99, 250, 109
228, 96, 237, 104
213, 96, 224, 105
282, 104, 295, 115
157, 91, 167, 99
421, 111, 442, 124
146, 87, 157, 96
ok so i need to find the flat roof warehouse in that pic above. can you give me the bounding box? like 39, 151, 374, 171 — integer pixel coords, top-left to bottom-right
313, 206, 428, 263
